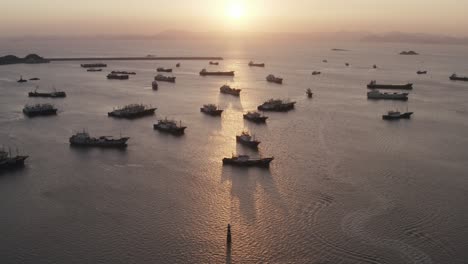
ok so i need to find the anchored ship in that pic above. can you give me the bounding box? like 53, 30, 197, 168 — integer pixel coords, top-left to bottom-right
81, 63, 107, 68
29, 77, 40, 81
257, 99, 296, 112
23, 103, 58, 117
266, 74, 283, 84
152, 81, 159, 90
200, 69, 235, 76
17, 76, 27, 83
220, 85, 241, 96
222, 155, 273, 167
417, 71, 427, 75
0, 149, 28, 170
306, 88, 313, 98
154, 74, 176, 83
157, 67, 173, 73
236, 131, 260, 149
312, 71, 321, 75
248, 61, 265, 67
111, 71, 136, 75
243, 111, 268, 123
450, 74, 468, 81
367, 90, 409, 101
107, 73, 129, 80
87, 68, 102, 72
176, 63, 181, 67
108, 104, 156, 119
69, 131, 129, 148
367, 81, 413, 90
153, 119, 187, 135
28, 88, 66, 98
209, 61, 219, 65
382, 110, 414, 120
200, 104, 223, 116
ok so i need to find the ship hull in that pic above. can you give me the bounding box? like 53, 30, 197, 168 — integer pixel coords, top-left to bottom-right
69, 139, 129, 148
200, 72, 235, 76
382, 112, 413, 120
222, 158, 273, 167
28, 92, 66, 98
249, 63, 265, 67
367, 84, 413, 90
243, 115, 268, 123
267, 79, 283, 84
107, 75, 129, 80
154, 77, 176, 83
81, 64, 107, 68
23, 109, 58, 117
153, 125, 186, 135
0, 156, 28, 169
108, 108, 156, 119
200, 109, 223, 116
450, 76, 468, 81
157, 69, 173, 73
367, 96, 408, 101
257, 103, 295, 112
236, 137, 260, 148
220, 90, 240, 96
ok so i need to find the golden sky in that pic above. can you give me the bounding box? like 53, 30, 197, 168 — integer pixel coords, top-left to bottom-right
1, 0, 467, 36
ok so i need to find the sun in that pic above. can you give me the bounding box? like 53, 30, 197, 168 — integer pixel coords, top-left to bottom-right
228, 2, 245, 20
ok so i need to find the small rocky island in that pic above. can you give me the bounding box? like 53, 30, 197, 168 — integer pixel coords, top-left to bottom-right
400, 50, 419, 55
0, 54, 50, 65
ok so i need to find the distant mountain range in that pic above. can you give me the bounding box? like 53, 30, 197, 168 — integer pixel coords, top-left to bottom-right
5, 31, 468, 45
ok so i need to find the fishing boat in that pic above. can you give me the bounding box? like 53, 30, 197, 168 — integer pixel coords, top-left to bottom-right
108, 104, 156, 119
29, 77, 40, 81
23, 103, 58, 117
17, 76, 27, 83
382, 110, 414, 120
248, 61, 265, 67
209, 61, 219, 65
258, 99, 296, 112
157, 67, 173, 73
266, 74, 283, 84
154, 74, 176, 83
306, 88, 313, 98
176, 63, 181, 67
220, 85, 241, 96
243, 111, 268, 123
417, 71, 427, 75
367, 80, 413, 90
107, 73, 129, 80
236, 131, 260, 149
450, 74, 468, 81
152, 81, 159, 90
222, 155, 273, 167
153, 119, 187, 135
200, 104, 223, 116
0, 149, 28, 170
69, 131, 129, 148
312, 71, 321, 75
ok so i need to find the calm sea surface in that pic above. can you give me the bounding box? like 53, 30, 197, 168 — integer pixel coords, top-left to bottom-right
0, 39, 467, 264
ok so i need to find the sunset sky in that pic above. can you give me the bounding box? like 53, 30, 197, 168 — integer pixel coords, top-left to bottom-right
1, 0, 467, 37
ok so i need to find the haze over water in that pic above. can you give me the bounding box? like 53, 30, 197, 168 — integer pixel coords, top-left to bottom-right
1, 39, 468, 263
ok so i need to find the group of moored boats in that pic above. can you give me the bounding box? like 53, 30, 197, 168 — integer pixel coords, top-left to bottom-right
366, 80, 414, 120
8, 57, 468, 171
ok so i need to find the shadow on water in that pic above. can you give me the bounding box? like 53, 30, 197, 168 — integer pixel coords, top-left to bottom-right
225, 243, 232, 264
218, 93, 244, 112
221, 165, 272, 222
